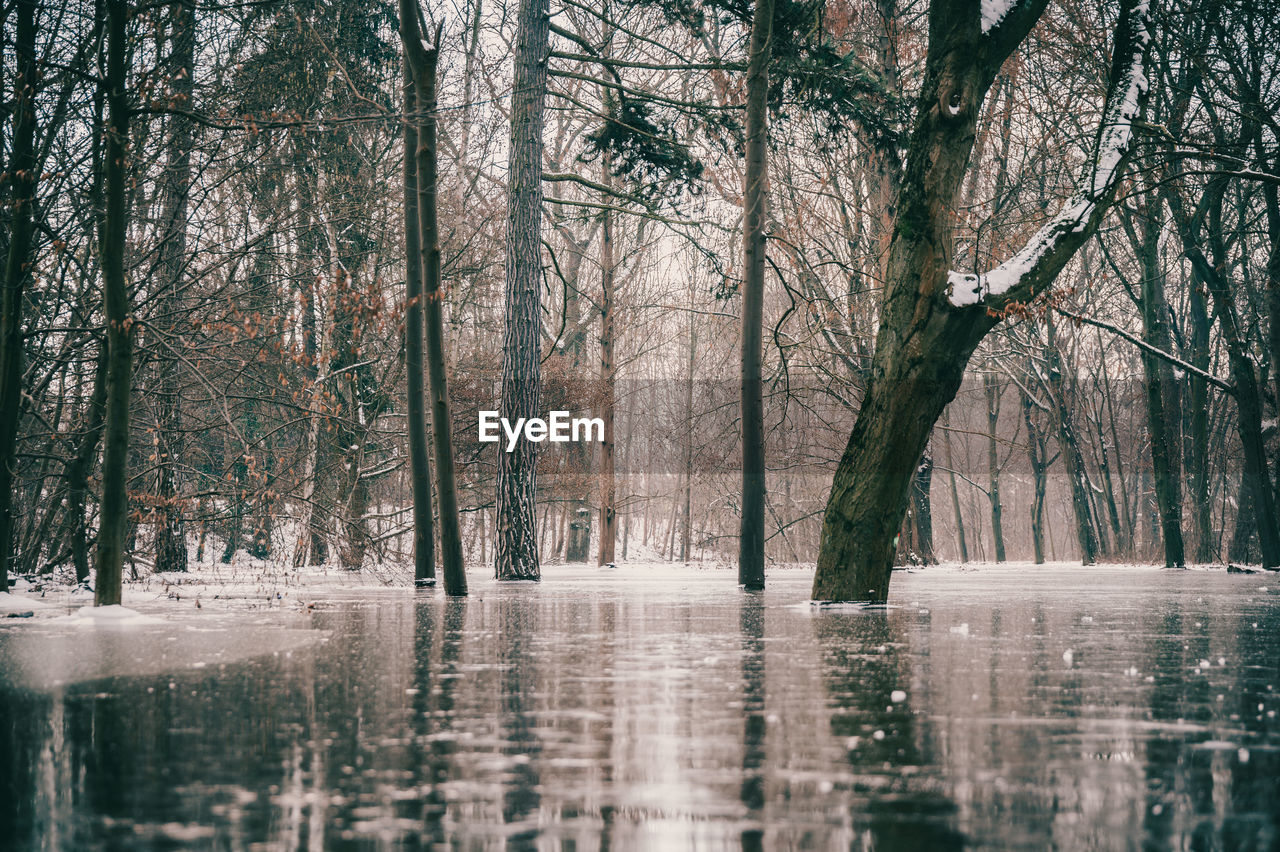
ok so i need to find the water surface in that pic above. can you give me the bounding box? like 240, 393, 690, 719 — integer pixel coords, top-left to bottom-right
1, 564, 1277, 850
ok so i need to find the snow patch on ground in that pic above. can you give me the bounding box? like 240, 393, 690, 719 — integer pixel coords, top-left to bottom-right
0, 592, 54, 615
53, 605, 164, 627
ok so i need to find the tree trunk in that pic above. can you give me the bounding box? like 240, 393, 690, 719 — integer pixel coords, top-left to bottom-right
597, 162, 617, 567
912, 450, 934, 563
1022, 381, 1049, 564
1046, 318, 1100, 565
1138, 198, 1185, 568
1167, 180, 1280, 568
496, 0, 549, 580
943, 421, 969, 563
0, 0, 38, 594
66, 346, 110, 583
984, 373, 1006, 562
1186, 270, 1212, 563
95, 0, 132, 606
402, 13, 467, 595
152, 0, 195, 575
400, 53, 435, 587
738, 0, 773, 590
812, 0, 1150, 600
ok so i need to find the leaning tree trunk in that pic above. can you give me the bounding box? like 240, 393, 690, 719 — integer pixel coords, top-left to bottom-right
399, 53, 435, 587
0, 0, 39, 595
812, 0, 1152, 601
95, 0, 132, 606
738, 0, 773, 590
402, 13, 467, 596
495, 0, 549, 580
152, 0, 195, 574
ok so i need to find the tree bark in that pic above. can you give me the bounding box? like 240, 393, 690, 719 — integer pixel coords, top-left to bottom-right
0, 0, 39, 594
95, 0, 132, 606
738, 0, 773, 590
813, 0, 1151, 600
1167, 181, 1280, 568
496, 0, 549, 580
984, 373, 1006, 562
403, 15, 467, 596
399, 49, 435, 588
1046, 317, 1100, 565
912, 450, 934, 563
152, 0, 195, 575
596, 160, 617, 567
1138, 198, 1185, 568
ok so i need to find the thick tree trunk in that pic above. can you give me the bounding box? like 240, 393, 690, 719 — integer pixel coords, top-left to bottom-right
400, 56, 435, 587
1138, 199, 1185, 568
813, 0, 1151, 600
152, 0, 195, 574
95, 0, 132, 606
738, 0, 773, 590
403, 18, 467, 596
0, 0, 38, 594
495, 0, 549, 580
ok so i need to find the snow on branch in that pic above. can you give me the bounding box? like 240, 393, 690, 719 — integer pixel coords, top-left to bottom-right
981, 0, 1021, 34
949, 0, 1152, 308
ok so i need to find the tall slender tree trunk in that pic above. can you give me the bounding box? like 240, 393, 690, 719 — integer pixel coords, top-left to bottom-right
495, 0, 549, 580
1046, 318, 1100, 565
65, 346, 109, 582
912, 450, 934, 563
738, 0, 773, 590
1138, 198, 1185, 568
400, 51, 435, 588
95, 0, 132, 606
1186, 271, 1212, 563
943, 421, 968, 562
1022, 385, 1048, 564
0, 0, 39, 595
152, 0, 195, 574
682, 294, 696, 562
984, 372, 1006, 562
403, 15, 467, 595
596, 160, 617, 566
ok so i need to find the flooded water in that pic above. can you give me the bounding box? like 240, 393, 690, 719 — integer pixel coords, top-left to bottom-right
2, 564, 1278, 850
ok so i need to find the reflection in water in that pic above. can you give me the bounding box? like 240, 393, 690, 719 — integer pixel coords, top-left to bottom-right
817, 610, 965, 849
1, 565, 1278, 850
738, 594, 766, 852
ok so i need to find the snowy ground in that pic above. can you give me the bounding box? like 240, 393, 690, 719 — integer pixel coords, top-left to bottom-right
2, 555, 1258, 623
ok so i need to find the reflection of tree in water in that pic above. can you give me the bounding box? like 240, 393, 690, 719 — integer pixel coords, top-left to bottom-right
1142, 600, 1280, 849
499, 598, 541, 850
816, 611, 964, 850
739, 593, 766, 852
404, 597, 454, 849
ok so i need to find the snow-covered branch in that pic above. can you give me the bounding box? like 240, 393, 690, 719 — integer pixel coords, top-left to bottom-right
948, 0, 1153, 308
